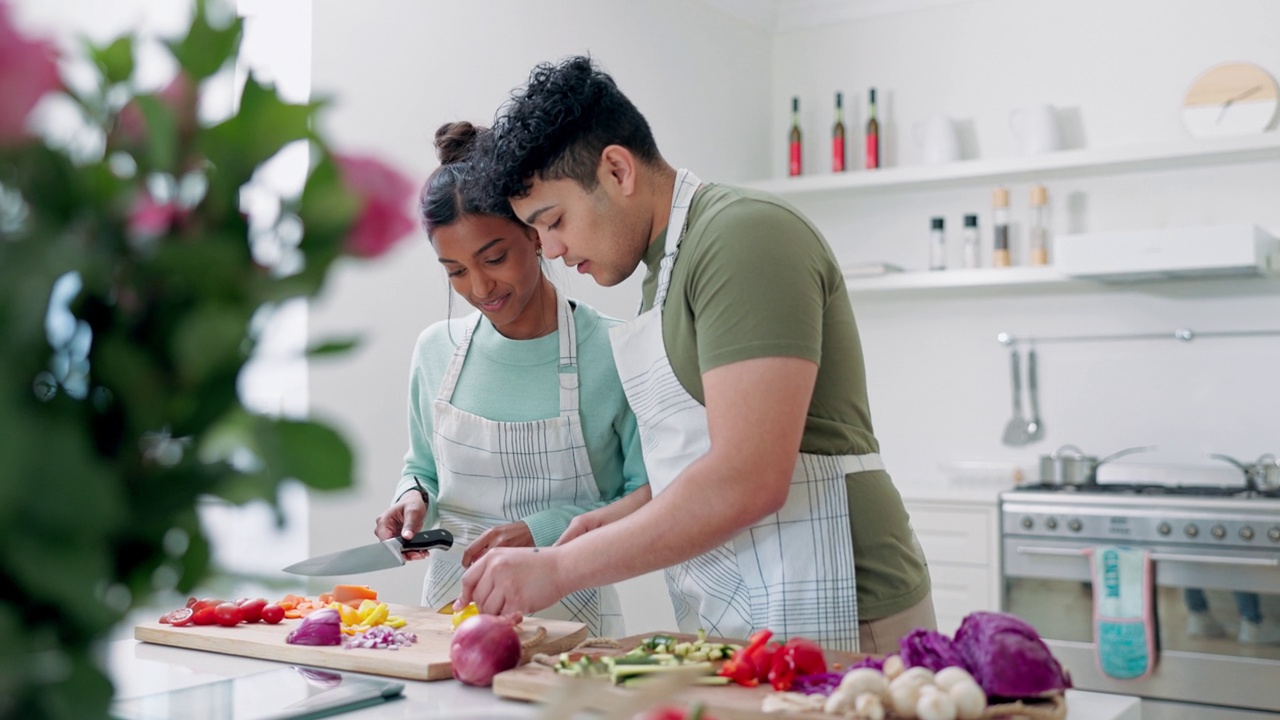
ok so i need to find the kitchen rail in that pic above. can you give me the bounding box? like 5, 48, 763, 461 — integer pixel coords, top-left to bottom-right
996, 327, 1280, 346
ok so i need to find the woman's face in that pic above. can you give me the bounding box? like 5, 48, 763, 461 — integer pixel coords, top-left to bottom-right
432, 214, 548, 339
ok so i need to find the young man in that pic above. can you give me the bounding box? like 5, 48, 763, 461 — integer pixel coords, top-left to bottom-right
456, 56, 933, 652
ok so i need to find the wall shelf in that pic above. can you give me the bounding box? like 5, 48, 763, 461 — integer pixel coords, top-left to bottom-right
745, 133, 1280, 199
844, 266, 1085, 297
844, 265, 1280, 299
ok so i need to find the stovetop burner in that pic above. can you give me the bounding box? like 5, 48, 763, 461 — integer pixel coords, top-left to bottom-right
1012, 482, 1280, 499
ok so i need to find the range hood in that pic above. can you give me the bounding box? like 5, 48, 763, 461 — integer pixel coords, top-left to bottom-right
1055, 224, 1280, 282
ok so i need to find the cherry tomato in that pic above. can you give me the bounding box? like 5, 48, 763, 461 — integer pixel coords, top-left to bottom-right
167, 607, 195, 627
190, 597, 224, 613
192, 606, 218, 626
259, 603, 285, 624
236, 598, 267, 623
213, 602, 242, 627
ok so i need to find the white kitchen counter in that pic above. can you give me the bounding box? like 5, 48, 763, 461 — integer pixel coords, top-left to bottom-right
105, 639, 1143, 720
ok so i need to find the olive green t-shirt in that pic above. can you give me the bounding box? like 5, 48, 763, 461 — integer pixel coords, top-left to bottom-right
640, 182, 930, 620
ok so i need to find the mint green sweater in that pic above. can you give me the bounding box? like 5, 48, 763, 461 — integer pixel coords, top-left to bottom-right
394, 301, 648, 546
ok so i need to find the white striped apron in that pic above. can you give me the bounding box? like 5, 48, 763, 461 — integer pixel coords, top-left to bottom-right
608, 169, 876, 651
424, 288, 624, 638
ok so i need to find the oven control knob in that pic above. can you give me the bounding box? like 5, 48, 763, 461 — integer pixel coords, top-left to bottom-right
1269, 526, 1280, 542
1045, 518, 1058, 530
1157, 522, 1172, 535
1021, 516, 1034, 530
1240, 526, 1255, 541
1068, 519, 1083, 532
1211, 525, 1226, 539
1185, 524, 1199, 538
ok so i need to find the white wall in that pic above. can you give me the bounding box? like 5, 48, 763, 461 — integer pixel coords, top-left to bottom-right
769, 0, 1280, 486
306, 0, 773, 631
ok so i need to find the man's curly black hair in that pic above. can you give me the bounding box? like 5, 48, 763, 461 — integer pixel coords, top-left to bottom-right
477, 55, 662, 205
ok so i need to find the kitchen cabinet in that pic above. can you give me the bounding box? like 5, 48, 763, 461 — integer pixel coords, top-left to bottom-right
904, 498, 1002, 636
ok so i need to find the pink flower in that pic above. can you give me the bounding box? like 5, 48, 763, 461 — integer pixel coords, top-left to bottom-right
332, 153, 416, 258
127, 191, 186, 239
0, 1, 61, 146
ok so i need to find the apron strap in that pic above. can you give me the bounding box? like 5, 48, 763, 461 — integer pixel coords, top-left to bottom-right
436, 287, 580, 422
640, 168, 702, 315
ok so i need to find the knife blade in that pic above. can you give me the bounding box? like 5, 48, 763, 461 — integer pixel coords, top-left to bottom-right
282, 529, 454, 576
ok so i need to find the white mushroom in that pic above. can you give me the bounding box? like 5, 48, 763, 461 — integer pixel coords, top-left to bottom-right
889, 682, 922, 719
854, 692, 886, 720
838, 667, 890, 700
916, 685, 959, 720
896, 665, 935, 688
933, 666, 976, 692
947, 680, 987, 720
881, 654, 906, 680
823, 684, 858, 715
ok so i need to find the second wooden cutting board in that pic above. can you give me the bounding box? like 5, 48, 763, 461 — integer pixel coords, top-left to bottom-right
135, 603, 586, 681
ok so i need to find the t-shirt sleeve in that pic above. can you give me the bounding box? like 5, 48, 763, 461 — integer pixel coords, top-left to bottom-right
395, 329, 441, 532
683, 201, 829, 372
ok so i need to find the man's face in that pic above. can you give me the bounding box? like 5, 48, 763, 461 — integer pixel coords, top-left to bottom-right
510, 172, 647, 288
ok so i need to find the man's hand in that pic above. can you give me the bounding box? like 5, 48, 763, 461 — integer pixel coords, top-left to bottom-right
373, 494, 430, 560
556, 484, 652, 546
456, 546, 565, 616
461, 521, 534, 568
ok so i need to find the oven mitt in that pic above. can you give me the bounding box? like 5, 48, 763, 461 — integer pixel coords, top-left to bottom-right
1086, 545, 1157, 680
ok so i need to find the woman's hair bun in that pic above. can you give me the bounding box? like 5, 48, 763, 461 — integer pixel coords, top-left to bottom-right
434, 121, 484, 165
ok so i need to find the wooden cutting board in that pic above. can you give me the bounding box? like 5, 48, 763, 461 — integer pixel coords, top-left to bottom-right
492, 632, 864, 720
135, 603, 587, 681
492, 633, 1068, 720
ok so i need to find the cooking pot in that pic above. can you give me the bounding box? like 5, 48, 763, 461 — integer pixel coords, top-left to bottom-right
1252, 454, 1280, 491
1038, 444, 1156, 486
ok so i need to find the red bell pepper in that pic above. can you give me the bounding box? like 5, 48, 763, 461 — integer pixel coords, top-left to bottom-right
766, 637, 827, 691
717, 629, 774, 687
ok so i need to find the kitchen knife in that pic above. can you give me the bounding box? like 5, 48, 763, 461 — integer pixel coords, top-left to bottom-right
282, 529, 454, 576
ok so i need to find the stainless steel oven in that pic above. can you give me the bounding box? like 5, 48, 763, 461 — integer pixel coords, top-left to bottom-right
1001, 489, 1280, 719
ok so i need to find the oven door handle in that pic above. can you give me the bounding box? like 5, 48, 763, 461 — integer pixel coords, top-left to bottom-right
1015, 545, 1280, 568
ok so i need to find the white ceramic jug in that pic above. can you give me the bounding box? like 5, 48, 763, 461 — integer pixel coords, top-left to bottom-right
913, 115, 961, 164
1010, 103, 1062, 155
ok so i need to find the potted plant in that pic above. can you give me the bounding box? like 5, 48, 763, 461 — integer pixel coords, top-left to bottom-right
0, 2, 416, 718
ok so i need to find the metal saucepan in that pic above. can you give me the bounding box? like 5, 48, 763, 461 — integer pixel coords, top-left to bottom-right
1039, 444, 1157, 486
1255, 454, 1280, 491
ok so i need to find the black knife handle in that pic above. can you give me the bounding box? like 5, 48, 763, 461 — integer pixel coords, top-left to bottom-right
400, 528, 453, 551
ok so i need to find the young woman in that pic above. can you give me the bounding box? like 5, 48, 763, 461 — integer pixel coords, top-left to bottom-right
373, 122, 647, 637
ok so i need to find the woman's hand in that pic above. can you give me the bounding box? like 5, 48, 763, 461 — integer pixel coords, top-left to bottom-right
461, 521, 535, 568
374, 494, 431, 561
556, 484, 652, 546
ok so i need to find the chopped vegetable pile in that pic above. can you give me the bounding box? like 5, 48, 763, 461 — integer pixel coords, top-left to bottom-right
554, 629, 741, 687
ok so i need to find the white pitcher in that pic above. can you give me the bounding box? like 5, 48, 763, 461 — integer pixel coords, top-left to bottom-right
913, 115, 961, 164
1010, 103, 1062, 155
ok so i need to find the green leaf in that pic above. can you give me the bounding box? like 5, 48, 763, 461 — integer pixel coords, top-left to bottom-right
171, 303, 251, 388
306, 336, 361, 357
167, 4, 242, 80
269, 418, 354, 491
133, 95, 178, 172
87, 36, 134, 86
202, 78, 318, 192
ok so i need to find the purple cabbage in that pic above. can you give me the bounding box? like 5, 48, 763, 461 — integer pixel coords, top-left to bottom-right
952, 611, 1071, 699
898, 628, 967, 672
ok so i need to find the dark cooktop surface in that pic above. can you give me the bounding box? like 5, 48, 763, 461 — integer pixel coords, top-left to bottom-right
1012, 482, 1280, 499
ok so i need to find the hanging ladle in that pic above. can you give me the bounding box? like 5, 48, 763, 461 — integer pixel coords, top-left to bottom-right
1024, 344, 1044, 443
1002, 346, 1031, 446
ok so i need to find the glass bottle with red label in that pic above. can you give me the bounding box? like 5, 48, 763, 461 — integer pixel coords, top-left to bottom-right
789, 96, 802, 176
832, 92, 846, 173
865, 88, 880, 169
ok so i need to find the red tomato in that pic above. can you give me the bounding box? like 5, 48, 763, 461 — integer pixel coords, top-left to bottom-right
192, 606, 218, 626
190, 597, 224, 613
237, 598, 267, 623
259, 603, 285, 624
167, 607, 194, 627
214, 602, 243, 627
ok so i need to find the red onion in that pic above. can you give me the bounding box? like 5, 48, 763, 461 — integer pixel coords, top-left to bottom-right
449, 614, 522, 686
285, 608, 342, 646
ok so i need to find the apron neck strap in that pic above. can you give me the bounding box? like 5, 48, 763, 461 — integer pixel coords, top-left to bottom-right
649, 168, 702, 312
